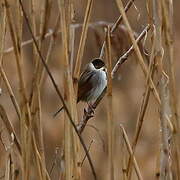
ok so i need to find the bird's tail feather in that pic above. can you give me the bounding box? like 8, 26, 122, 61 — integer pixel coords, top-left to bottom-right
53, 106, 64, 117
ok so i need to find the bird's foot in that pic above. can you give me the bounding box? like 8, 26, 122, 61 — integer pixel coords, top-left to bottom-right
87, 103, 95, 114
84, 103, 95, 118
84, 108, 94, 118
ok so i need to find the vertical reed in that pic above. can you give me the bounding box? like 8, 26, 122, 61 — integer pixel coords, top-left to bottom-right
106, 26, 114, 180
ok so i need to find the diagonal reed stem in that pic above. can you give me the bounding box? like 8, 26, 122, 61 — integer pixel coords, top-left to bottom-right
18, 0, 97, 179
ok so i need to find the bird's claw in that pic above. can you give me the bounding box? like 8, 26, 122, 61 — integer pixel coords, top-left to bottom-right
84, 106, 94, 118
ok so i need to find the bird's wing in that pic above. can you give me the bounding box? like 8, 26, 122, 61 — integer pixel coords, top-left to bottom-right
77, 70, 94, 102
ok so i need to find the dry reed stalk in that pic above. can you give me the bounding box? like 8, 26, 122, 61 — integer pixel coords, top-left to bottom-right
29, 0, 36, 34
153, 2, 164, 179
15, 5, 32, 177
14, 1, 23, 43
159, 63, 172, 180
0, 3, 6, 66
4, 1, 33, 179
29, 3, 56, 115
115, 0, 161, 105
146, 2, 161, 178
59, 1, 73, 179
73, 0, 93, 96
16, 3, 32, 179
5, 153, 11, 180
60, 0, 84, 179
37, 85, 47, 179
0, 7, 21, 120
32, 133, 51, 180
29, 0, 38, 73
0, 3, 7, 89
0, 3, 6, 95
32, 132, 51, 180
127, 26, 156, 179
38, 36, 54, 86
0, 104, 21, 155
0, 12, 22, 172
120, 125, 143, 180
4, 0, 26, 101
41, 0, 52, 39
39, 15, 60, 87
111, 24, 150, 76
29, 0, 52, 123
122, 165, 128, 180
29, 5, 55, 178
58, 0, 97, 179
10, 153, 15, 180
161, 0, 180, 178
28, 1, 54, 178
146, 0, 153, 25
33, 0, 51, 67
3, 21, 118, 56
38, 0, 52, 59
18, 0, 71, 121
70, 24, 82, 180
121, 136, 128, 180
29, 6, 55, 180
106, 26, 114, 180
0, 104, 20, 179
99, 0, 135, 59
30, 0, 52, 101
153, 0, 173, 179
32, 35, 58, 173
58, 1, 81, 179
29, 95, 46, 180
111, 0, 135, 33
70, 26, 75, 73
18, 2, 96, 179
32, 136, 43, 180
3, 30, 52, 54
28, 6, 37, 143
80, 139, 94, 167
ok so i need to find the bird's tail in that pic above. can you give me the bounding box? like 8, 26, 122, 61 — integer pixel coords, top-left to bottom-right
53, 106, 64, 117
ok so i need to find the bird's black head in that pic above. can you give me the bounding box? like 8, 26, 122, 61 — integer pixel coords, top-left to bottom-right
91, 58, 105, 69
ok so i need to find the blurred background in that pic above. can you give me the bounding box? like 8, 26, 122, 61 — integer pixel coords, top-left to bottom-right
0, 0, 179, 179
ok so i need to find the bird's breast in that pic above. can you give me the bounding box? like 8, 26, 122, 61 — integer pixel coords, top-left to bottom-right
86, 70, 107, 101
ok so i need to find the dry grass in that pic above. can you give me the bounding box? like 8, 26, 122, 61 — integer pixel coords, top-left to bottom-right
0, 0, 179, 180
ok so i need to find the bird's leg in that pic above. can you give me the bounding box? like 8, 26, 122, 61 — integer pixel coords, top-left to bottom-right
83, 102, 95, 118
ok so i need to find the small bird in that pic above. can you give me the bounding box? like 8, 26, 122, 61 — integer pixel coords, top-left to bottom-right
53, 58, 107, 117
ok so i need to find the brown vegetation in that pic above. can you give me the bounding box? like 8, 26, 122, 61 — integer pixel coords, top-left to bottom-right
0, 0, 179, 180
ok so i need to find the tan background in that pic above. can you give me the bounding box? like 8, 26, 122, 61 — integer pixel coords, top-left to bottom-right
0, 0, 179, 179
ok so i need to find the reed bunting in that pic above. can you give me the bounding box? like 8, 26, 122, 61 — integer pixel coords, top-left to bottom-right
53, 58, 107, 117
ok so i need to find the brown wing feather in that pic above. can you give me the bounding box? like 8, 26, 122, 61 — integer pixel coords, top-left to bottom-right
77, 70, 94, 102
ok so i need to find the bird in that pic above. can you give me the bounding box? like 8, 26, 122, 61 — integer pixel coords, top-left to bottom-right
53, 58, 107, 117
